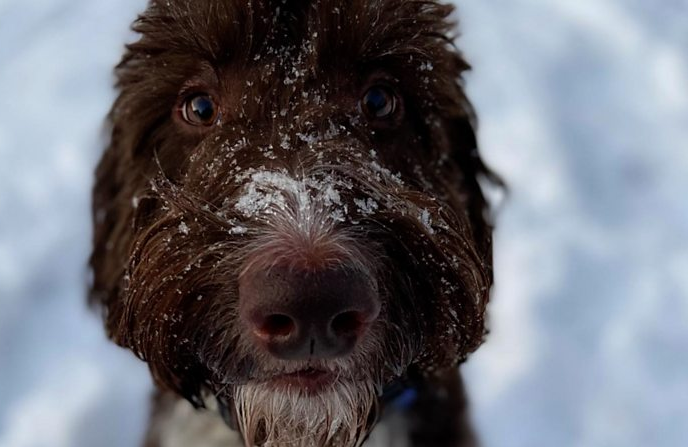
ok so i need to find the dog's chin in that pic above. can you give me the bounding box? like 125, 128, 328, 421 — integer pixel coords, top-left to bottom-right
233, 376, 376, 447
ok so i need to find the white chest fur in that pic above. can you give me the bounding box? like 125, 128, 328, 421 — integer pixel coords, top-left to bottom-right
155, 397, 242, 447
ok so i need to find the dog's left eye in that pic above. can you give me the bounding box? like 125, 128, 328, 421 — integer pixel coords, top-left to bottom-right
181, 94, 219, 126
360, 86, 398, 120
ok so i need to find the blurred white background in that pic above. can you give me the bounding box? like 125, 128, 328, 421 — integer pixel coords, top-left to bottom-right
0, 1, 686, 446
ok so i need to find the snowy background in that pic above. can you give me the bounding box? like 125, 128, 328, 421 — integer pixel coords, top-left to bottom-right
0, 0, 686, 446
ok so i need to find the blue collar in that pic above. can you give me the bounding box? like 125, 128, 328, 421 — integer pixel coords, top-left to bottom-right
381, 380, 418, 411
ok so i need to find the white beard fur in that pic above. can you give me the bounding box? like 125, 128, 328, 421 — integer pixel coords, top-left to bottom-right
154, 394, 409, 447
233, 381, 374, 447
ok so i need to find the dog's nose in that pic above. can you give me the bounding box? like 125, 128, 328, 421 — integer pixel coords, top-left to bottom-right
239, 266, 380, 361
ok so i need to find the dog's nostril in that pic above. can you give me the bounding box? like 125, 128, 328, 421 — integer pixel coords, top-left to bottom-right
256, 314, 296, 339
331, 311, 364, 336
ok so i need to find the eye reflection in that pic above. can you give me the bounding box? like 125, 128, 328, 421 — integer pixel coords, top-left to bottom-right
361, 86, 397, 120
181, 94, 218, 126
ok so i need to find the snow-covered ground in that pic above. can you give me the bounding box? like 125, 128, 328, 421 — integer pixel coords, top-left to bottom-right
0, 1, 686, 446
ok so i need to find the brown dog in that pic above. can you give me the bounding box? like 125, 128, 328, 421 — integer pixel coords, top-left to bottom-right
90, 1, 499, 445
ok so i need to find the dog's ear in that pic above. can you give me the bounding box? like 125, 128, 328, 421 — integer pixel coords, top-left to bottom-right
431, 101, 502, 357
445, 97, 503, 281
89, 122, 138, 335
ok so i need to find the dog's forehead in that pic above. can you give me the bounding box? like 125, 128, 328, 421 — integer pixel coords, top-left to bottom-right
147, 0, 455, 69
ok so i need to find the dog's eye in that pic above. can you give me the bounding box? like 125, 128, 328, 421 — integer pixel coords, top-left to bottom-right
181, 94, 219, 126
360, 86, 397, 120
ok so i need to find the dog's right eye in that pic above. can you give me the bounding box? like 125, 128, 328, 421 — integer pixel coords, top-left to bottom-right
359, 85, 401, 124
181, 94, 219, 127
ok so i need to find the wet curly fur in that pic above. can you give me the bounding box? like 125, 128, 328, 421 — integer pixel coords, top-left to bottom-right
90, 0, 500, 445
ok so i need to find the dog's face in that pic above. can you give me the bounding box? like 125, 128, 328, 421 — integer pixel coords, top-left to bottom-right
91, 0, 495, 445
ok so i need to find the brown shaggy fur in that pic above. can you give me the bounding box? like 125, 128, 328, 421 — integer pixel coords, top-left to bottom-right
90, 0, 500, 445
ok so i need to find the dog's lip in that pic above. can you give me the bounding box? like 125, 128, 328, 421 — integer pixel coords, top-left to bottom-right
265, 367, 336, 393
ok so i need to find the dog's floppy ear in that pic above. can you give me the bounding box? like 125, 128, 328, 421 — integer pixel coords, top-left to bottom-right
449, 107, 502, 260
89, 122, 139, 334
89, 128, 123, 310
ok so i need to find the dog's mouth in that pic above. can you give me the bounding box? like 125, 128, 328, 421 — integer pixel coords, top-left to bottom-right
265, 367, 336, 393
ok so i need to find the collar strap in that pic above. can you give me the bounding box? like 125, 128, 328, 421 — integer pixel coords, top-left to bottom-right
380, 379, 418, 411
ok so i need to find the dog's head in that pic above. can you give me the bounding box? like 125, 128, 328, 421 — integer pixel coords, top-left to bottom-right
91, 0, 498, 445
